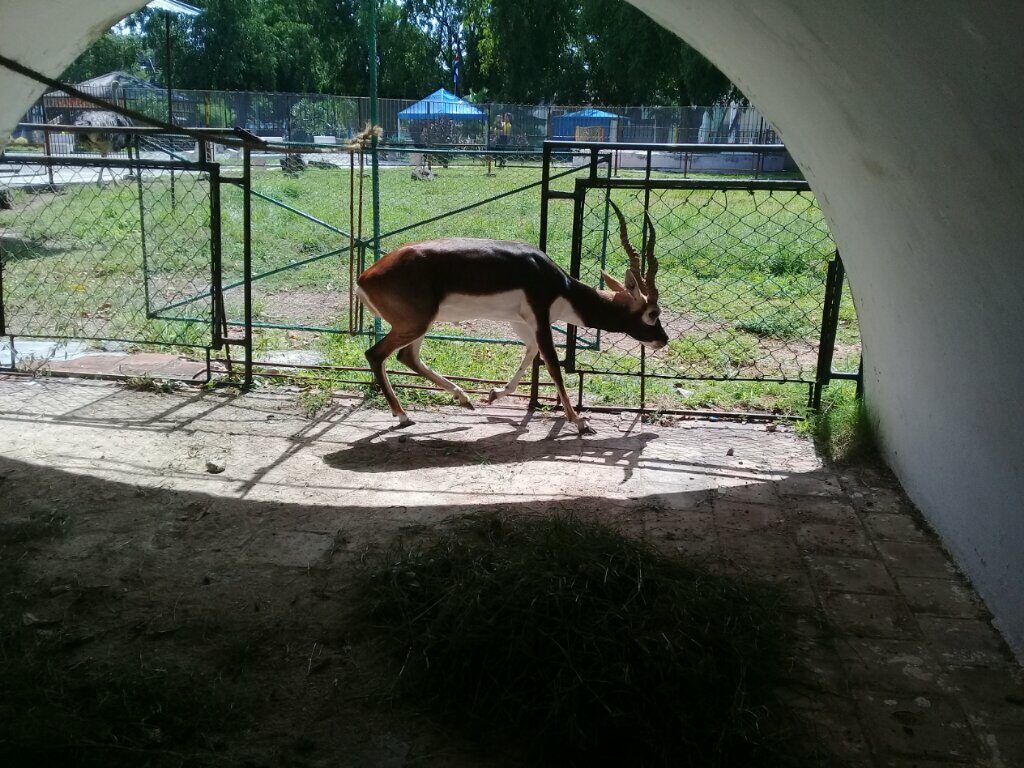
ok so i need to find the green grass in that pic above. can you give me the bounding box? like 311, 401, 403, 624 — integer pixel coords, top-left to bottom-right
297, 386, 332, 417
803, 381, 878, 463
357, 513, 819, 768
0, 160, 860, 414
124, 374, 177, 393
313, 329, 824, 415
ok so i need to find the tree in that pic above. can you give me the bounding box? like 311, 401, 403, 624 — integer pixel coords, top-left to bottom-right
60, 31, 148, 83
182, 0, 280, 90
402, 0, 473, 91
378, 2, 446, 97
57, 0, 737, 106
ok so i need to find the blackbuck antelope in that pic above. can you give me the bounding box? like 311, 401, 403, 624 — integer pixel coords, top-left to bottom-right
355, 201, 667, 434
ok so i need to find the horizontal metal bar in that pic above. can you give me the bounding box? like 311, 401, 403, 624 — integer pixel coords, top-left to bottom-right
144, 312, 210, 325
248, 188, 350, 236
249, 369, 563, 402
376, 162, 585, 242
545, 140, 790, 154
1, 155, 209, 171
378, 146, 542, 157
2, 332, 209, 349
215, 319, 342, 334
213, 320, 574, 348
18, 122, 242, 136
580, 404, 800, 421
573, 366, 815, 385
579, 177, 812, 192
248, 359, 560, 389
0, 367, 210, 384
828, 371, 861, 381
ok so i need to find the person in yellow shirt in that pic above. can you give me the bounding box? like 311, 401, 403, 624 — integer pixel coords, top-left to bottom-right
495, 113, 512, 167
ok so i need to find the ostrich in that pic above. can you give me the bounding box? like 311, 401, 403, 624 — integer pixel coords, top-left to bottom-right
73, 110, 134, 185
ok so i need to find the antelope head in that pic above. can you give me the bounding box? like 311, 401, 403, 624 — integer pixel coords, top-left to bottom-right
603, 201, 668, 349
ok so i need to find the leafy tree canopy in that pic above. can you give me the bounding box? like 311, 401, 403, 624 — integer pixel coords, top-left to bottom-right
62, 0, 737, 105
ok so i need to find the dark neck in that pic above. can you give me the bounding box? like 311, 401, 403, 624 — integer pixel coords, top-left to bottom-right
563, 278, 635, 332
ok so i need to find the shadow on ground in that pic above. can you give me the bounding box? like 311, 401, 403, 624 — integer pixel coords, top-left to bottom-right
0, 378, 1022, 767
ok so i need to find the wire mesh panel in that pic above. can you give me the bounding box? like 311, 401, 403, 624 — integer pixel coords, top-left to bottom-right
221, 151, 359, 336
571, 180, 836, 384
0, 157, 214, 349
370, 147, 589, 345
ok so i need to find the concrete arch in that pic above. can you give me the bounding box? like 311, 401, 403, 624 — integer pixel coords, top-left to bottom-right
1, 0, 1022, 655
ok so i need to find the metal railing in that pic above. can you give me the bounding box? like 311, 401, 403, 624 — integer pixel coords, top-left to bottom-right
1, 129, 857, 414
13, 84, 784, 152
535, 140, 859, 410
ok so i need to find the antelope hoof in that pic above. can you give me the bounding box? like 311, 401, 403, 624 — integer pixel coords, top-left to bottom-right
575, 417, 595, 436
486, 388, 503, 404
459, 398, 475, 411
395, 414, 414, 429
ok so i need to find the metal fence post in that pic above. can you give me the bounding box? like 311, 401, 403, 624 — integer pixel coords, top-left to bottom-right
368, 0, 383, 344
42, 123, 55, 188
137, 145, 152, 317
813, 252, 845, 408
528, 143, 556, 408
0, 227, 5, 338
565, 178, 586, 374
242, 146, 253, 387
209, 157, 224, 351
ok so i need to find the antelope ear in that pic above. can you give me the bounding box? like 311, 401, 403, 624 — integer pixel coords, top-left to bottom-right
623, 269, 645, 301
601, 270, 626, 293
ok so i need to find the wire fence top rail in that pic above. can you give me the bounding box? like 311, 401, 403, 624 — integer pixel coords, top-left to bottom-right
14, 79, 785, 151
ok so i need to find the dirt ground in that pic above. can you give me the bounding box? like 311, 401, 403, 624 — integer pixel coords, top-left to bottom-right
0, 375, 1022, 767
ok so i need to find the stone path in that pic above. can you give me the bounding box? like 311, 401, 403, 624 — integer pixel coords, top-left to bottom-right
0, 376, 1020, 766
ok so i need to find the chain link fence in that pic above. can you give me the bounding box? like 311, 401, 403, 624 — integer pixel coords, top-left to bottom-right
15, 84, 782, 152
1, 126, 857, 412
217, 144, 588, 347
574, 184, 836, 382
538, 143, 860, 410
0, 152, 214, 351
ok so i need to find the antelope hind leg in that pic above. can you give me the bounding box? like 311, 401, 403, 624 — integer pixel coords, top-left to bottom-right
396, 338, 475, 409
365, 330, 422, 426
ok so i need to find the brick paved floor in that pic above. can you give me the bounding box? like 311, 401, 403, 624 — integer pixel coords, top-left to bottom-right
0, 376, 1021, 766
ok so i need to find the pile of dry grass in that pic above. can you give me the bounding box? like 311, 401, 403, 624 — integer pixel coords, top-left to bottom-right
358, 514, 814, 768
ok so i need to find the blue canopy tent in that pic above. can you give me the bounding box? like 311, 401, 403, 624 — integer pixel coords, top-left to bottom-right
398, 88, 486, 144
551, 108, 620, 141
397, 88, 485, 122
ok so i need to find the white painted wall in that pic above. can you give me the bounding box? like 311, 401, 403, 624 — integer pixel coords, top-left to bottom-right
0, 0, 142, 145
1, 0, 1022, 654
627, 1, 1024, 656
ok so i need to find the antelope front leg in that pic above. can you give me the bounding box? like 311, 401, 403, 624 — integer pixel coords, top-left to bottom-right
488, 322, 538, 403
534, 323, 593, 436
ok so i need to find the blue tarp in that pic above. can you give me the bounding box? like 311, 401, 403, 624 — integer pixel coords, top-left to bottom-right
551, 108, 619, 140
397, 88, 485, 121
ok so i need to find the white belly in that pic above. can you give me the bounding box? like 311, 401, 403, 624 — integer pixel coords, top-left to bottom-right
433, 291, 585, 328
435, 290, 536, 324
